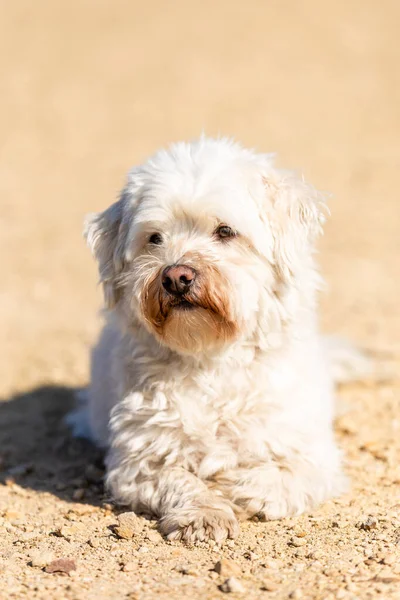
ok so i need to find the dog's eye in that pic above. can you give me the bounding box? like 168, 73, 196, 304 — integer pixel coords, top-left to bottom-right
215, 225, 237, 240
149, 233, 163, 245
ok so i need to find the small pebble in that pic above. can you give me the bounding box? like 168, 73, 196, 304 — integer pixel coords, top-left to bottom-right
374, 575, 400, 583
289, 591, 302, 599
30, 550, 54, 568
290, 537, 307, 547
359, 517, 378, 531
72, 488, 85, 501
122, 561, 136, 572
209, 571, 219, 580
114, 512, 144, 539
307, 550, 323, 560
293, 528, 307, 538
379, 553, 396, 565
263, 559, 283, 569
220, 577, 245, 593
332, 521, 345, 529
55, 524, 82, 539
213, 558, 241, 577
145, 529, 162, 544
45, 558, 77, 575
178, 565, 200, 576
4, 510, 23, 522
243, 550, 259, 560
260, 578, 278, 591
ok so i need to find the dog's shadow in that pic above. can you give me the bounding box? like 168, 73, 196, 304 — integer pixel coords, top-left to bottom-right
0, 385, 105, 506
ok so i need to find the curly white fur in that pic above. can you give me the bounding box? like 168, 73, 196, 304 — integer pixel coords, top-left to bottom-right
70, 137, 347, 543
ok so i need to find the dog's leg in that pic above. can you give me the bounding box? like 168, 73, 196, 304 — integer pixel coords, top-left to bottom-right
215, 450, 346, 521
105, 391, 239, 543
155, 468, 239, 543
64, 389, 94, 441
106, 456, 239, 543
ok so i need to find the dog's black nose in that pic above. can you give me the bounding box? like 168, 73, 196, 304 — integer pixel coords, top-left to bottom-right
162, 265, 196, 296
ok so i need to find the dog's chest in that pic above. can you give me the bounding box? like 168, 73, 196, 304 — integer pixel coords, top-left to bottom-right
126, 351, 280, 471
167, 362, 274, 462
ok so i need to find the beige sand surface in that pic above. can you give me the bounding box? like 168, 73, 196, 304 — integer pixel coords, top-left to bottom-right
0, 1, 399, 598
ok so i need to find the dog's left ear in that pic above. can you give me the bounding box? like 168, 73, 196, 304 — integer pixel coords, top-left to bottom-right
262, 167, 328, 280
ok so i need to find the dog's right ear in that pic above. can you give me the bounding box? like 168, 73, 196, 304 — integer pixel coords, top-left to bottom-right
84, 168, 144, 308
84, 194, 127, 309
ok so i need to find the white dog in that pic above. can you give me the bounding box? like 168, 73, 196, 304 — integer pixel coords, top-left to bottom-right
71, 137, 350, 543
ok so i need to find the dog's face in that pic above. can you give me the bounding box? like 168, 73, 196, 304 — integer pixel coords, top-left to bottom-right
86, 139, 326, 355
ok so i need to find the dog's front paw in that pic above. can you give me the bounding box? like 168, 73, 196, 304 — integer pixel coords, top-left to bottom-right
159, 505, 239, 543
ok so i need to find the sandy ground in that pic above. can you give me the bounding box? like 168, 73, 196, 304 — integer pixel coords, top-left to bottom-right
0, 1, 399, 598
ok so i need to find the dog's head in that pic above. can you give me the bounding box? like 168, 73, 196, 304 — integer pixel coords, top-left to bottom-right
85, 138, 326, 355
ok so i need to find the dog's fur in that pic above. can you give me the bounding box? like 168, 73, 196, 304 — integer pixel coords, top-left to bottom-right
70, 137, 348, 543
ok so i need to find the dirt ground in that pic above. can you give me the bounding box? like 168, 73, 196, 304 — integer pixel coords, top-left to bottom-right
0, 1, 399, 598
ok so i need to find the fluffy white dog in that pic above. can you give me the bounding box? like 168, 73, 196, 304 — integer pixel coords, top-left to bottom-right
71, 137, 349, 543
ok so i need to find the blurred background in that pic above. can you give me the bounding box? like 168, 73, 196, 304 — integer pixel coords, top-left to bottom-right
1, 0, 399, 396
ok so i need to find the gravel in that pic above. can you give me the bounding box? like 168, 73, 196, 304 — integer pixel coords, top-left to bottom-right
0, 1, 399, 599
